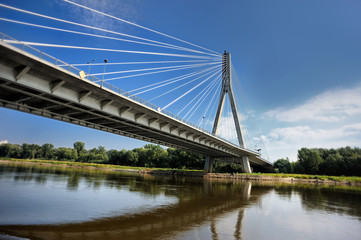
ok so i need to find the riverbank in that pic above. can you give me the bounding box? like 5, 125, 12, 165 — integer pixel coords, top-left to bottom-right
144, 169, 361, 186
1, 158, 360, 186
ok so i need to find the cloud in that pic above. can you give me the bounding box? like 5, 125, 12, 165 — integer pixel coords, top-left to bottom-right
265, 85, 361, 122
263, 123, 361, 161
266, 124, 361, 142
60, 0, 141, 33
210, 84, 361, 162
0, 140, 8, 145
262, 84, 361, 161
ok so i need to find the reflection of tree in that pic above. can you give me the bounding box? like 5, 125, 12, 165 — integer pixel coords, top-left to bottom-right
274, 184, 361, 220
273, 184, 294, 200
66, 172, 80, 190
3, 163, 210, 200
35, 175, 47, 184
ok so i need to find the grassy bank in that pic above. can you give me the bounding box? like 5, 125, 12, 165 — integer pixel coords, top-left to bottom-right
239, 172, 361, 183
1, 157, 360, 184
0, 157, 203, 173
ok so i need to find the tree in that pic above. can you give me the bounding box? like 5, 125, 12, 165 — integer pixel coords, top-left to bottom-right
21, 143, 40, 159
134, 147, 147, 167
297, 148, 323, 174
291, 161, 305, 174
124, 150, 138, 166
0, 143, 21, 158
318, 153, 341, 176
73, 142, 86, 155
107, 149, 123, 165
41, 143, 55, 159
79, 146, 108, 163
167, 148, 182, 169
56, 147, 77, 161
273, 158, 292, 173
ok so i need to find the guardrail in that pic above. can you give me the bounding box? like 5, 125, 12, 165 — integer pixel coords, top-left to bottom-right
0, 32, 263, 157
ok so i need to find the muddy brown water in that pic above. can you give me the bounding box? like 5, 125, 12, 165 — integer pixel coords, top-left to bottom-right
0, 162, 360, 240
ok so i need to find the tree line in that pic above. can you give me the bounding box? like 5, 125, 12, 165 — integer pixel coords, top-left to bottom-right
273, 147, 361, 176
0, 142, 205, 170
2, 142, 360, 175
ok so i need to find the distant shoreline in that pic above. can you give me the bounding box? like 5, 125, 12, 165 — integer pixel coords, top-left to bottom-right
1, 158, 360, 186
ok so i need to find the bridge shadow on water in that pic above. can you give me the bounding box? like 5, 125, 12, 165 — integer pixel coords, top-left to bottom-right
0, 163, 273, 240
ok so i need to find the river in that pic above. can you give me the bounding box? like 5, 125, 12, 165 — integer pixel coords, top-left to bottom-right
0, 162, 360, 240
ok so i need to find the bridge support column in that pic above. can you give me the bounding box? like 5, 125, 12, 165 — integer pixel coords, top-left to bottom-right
241, 156, 252, 173
204, 156, 214, 173
212, 51, 254, 174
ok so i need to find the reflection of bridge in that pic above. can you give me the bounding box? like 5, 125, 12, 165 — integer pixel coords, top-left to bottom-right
0, 35, 271, 172
0, 180, 272, 240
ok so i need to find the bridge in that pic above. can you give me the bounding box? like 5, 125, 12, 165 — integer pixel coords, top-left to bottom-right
0, 1, 272, 172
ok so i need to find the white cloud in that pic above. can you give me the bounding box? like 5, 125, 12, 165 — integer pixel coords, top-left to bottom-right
210, 84, 361, 162
265, 85, 361, 122
266, 124, 361, 142
0, 140, 8, 145
263, 123, 361, 161
262, 84, 361, 161
60, 0, 141, 32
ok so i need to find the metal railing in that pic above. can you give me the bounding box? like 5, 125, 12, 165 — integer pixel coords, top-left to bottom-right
0, 32, 263, 156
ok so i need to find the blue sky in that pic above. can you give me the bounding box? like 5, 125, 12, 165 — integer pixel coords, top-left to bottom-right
0, 0, 360, 162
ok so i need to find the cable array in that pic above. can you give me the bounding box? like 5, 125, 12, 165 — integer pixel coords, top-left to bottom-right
0, 1, 224, 133
1, 1, 269, 157
231, 65, 270, 160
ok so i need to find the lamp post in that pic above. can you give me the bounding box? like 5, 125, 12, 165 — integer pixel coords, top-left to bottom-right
87, 59, 95, 79
254, 145, 262, 155
102, 59, 108, 87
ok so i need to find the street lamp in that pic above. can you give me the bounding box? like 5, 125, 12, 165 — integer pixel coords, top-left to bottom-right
87, 59, 95, 79
102, 59, 108, 87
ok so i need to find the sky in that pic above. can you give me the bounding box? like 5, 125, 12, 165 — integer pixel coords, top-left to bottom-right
0, 0, 360, 162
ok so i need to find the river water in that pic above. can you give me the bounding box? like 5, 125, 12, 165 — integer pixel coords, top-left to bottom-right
0, 162, 360, 240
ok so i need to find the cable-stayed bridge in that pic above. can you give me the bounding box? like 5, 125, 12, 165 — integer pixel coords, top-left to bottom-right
0, 1, 272, 172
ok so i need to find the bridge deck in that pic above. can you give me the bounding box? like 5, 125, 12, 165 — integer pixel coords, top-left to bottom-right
0, 38, 272, 169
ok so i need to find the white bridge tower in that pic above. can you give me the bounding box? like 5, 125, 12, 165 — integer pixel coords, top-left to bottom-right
204, 51, 252, 173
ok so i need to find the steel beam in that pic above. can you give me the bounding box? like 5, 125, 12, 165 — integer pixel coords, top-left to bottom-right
50, 80, 65, 93
14, 65, 31, 81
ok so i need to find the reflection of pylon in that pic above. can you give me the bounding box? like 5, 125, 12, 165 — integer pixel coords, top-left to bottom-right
205, 51, 251, 173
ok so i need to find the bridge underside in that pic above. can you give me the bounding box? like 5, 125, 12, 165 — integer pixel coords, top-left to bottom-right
0, 77, 229, 157
0, 41, 272, 171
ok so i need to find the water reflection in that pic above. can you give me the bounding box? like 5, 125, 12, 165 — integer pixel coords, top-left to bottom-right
0, 163, 271, 239
0, 162, 360, 240
1, 182, 266, 240
274, 184, 361, 220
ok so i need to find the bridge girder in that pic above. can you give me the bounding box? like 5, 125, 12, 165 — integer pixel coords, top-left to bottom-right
0, 41, 272, 170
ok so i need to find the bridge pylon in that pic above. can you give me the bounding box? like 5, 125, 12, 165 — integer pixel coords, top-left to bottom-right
204, 51, 252, 173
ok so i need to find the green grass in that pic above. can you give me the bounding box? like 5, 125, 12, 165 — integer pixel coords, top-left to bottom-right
237, 172, 361, 183
1, 158, 360, 183
0, 158, 203, 173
